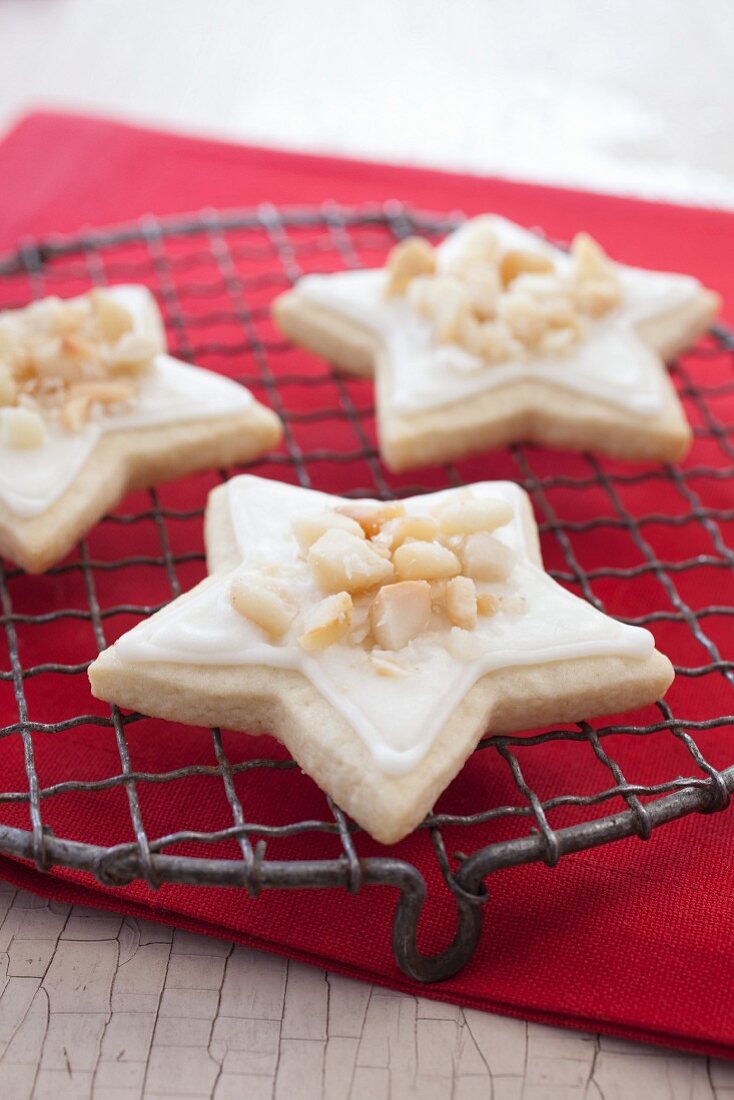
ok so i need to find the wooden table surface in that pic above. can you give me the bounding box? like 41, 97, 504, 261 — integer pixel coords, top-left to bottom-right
1, 883, 732, 1100
1, 2, 734, 1096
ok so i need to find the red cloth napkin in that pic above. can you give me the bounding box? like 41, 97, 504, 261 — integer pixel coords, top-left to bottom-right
1, 110, 734, 1059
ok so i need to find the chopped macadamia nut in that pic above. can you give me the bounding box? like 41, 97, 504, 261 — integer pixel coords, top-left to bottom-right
511, 272, 566, 301
298, 592, 353, 652
91, 292, 134, 343
476, 592, 500, 616
430, 579, 448, 608
455, 311, 486, 358
335, 500, 404, 539
571, 233, 614, 281
571, 234, 621, 317
460, 532, 516, 582
347, 601, 371, 645
406, 274, 459, 320
55, 302, 88, 335
404, 274, 434, 315
370, 540, 393, 560
385, 237, 436, 296
538, 294, 578, 328
463, 262, 501, 319
445, 576, 478, 630
383, 513, 439, 549
68, 379, 137, 403
0, 328, 22, 370
1, 406, 47, 449
22, 298, 63, 335
0, 291, 159, 432
393, 540, 461, 582
31, 334, 95, 381
391, 221, 624, 374
404, 275, 432, 316
574, 279, 621, 318
437, 497, 513, 537
445, 222, 499, 273
387, 514, 440, 550
477, 320, 518, 363
369, 580, 431, 650
498, 291, 546, 348
108, 333, 158, 375
463, 221, 500, 260
62, 333, 98, 365
60, 380, 137, 432
61, 395, 92, 432
308, 528, 394, 594
500, 249, 554, 287
431, 284, 471, 344
539, 327, 578, 355
292, 510, 365, 555
0, 365, 17, 406
230, 575, 295, 639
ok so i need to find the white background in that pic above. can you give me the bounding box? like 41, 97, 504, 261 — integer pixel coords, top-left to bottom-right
1, 0, 734, 207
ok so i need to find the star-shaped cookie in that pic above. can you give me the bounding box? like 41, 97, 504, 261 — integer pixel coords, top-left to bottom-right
89, 475, 673, 845
272, 215, 719, 470
0, 286, 281, 572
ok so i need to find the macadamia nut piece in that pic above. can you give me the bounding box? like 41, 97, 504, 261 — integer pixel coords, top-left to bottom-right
308, 529, 394, 594
369, 580, 431, 650
299, 592, 353, 652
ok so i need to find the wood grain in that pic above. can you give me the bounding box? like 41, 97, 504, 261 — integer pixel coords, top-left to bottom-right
0, 883, 729, 1099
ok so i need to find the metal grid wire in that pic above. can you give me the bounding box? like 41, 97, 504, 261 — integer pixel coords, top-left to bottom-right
0, 203, 733, 982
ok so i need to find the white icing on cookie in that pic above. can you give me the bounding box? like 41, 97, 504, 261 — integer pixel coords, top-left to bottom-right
0, 287, 253, 518
295, 215, 703, 418
113, 476, 654, 777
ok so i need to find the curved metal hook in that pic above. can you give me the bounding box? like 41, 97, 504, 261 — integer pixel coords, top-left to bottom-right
362, 859, 487, 982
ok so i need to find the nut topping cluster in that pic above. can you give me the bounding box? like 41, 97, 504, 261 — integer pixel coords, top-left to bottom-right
384, 225, 621, 368
0, 292, 159, 449
229, 494, 525, 672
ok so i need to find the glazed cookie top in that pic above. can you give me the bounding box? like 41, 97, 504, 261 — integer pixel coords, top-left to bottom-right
294, 215, 706, 418
114, 476, 655, 776
0, 287, 253, 518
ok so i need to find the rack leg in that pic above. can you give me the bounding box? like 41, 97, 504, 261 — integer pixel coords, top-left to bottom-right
384, 862, 486, 982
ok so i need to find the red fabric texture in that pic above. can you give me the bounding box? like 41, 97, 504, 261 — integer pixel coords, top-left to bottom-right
1, 110, 734, 1058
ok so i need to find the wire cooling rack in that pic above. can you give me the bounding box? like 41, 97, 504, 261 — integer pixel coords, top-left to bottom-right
0, 203, 733, 982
